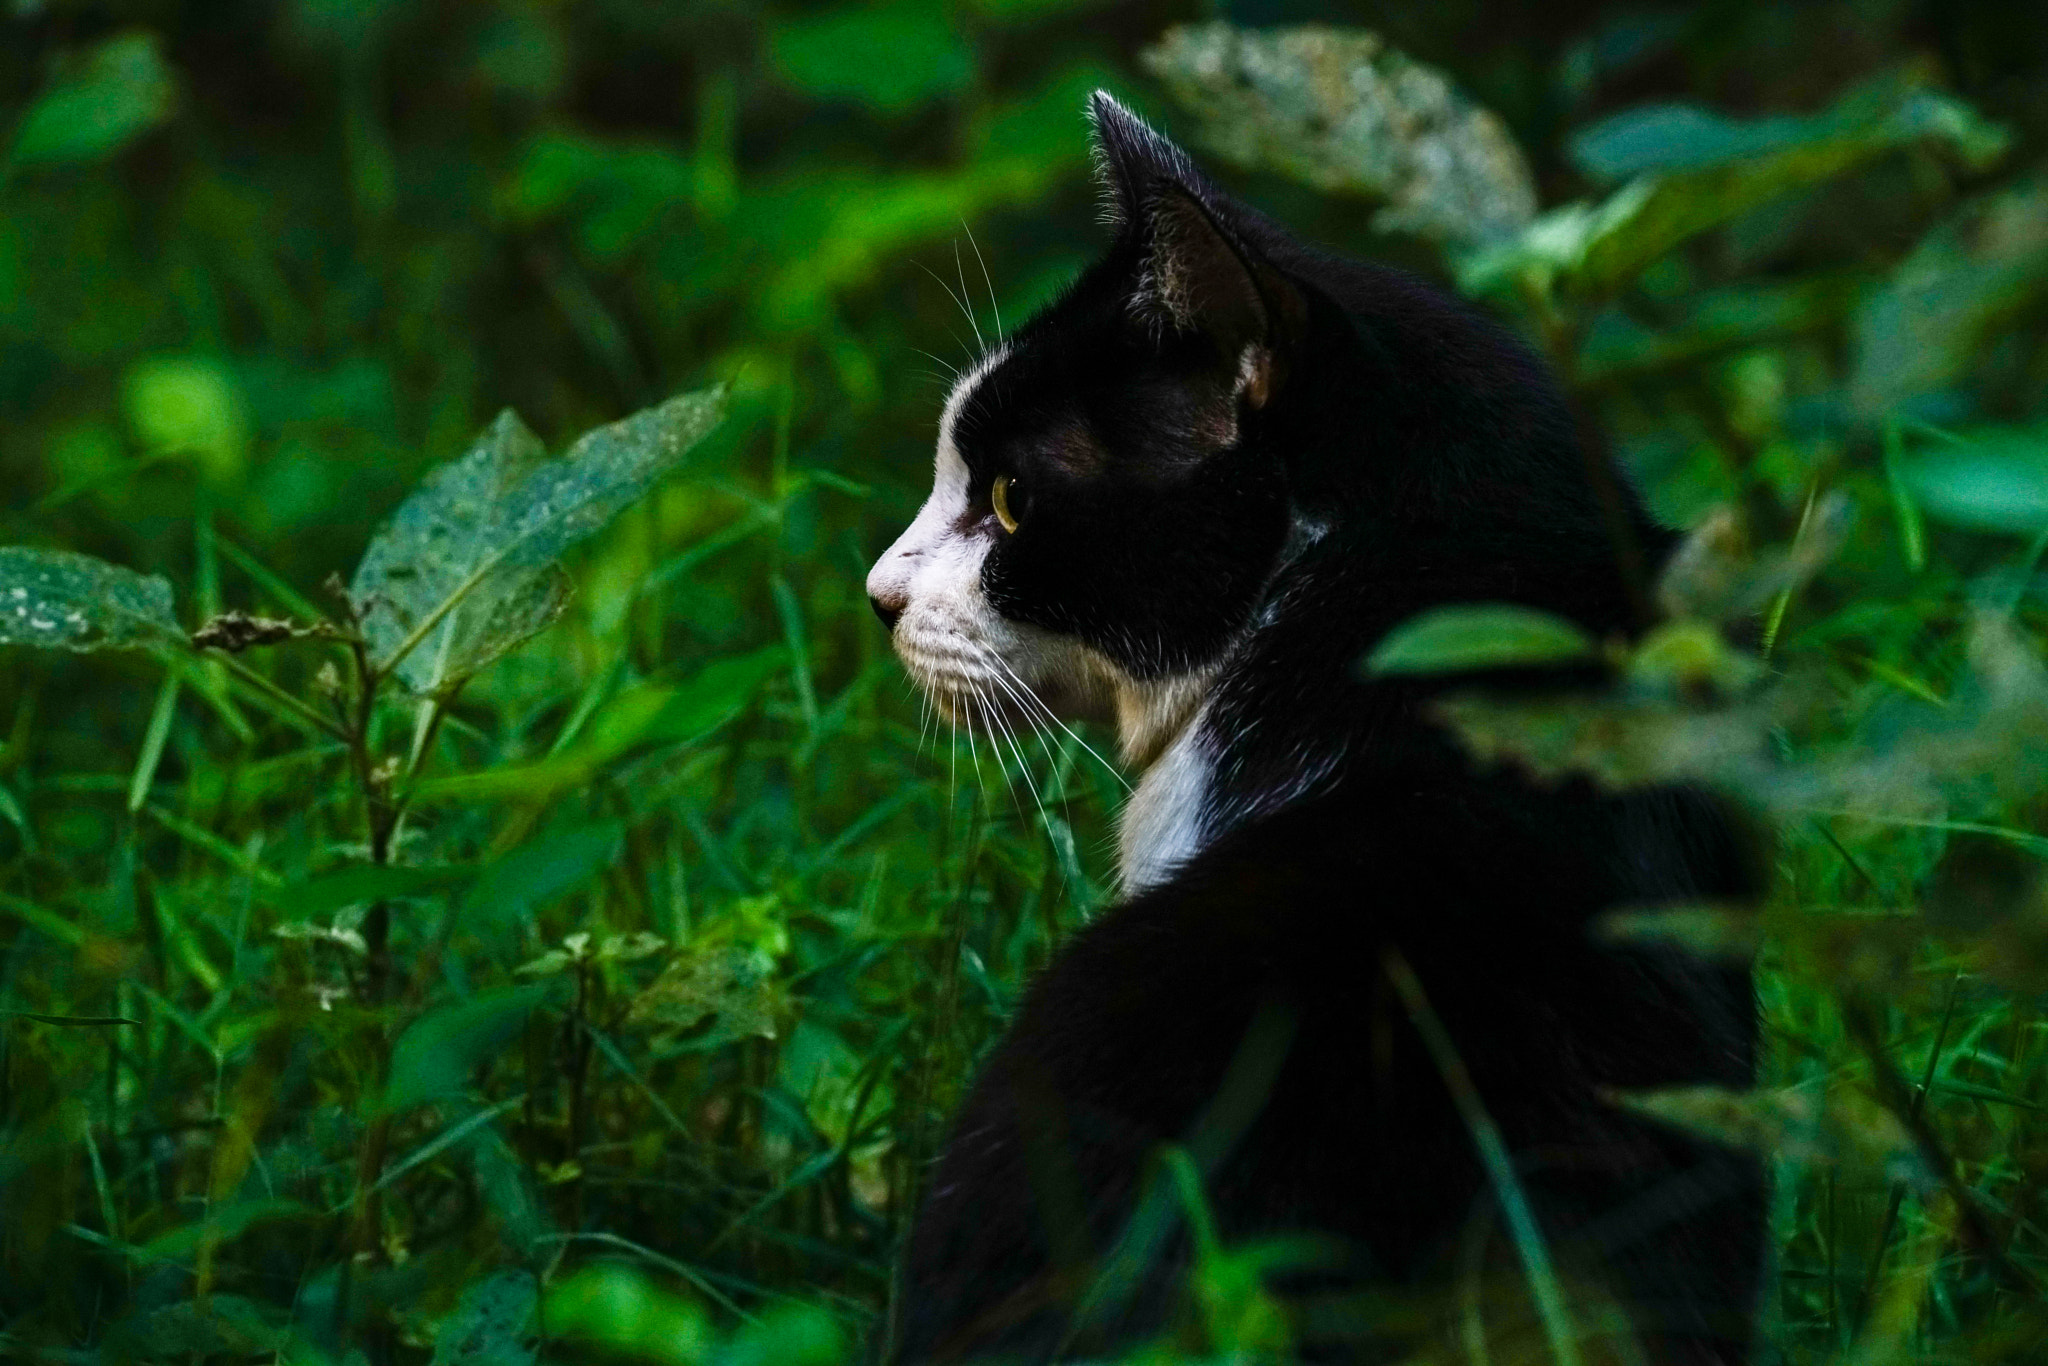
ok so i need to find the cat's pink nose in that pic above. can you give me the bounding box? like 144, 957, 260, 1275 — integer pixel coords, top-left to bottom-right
869, 593, 903, 631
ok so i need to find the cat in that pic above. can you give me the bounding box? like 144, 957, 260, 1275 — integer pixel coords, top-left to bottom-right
865, 91, 1764, 1365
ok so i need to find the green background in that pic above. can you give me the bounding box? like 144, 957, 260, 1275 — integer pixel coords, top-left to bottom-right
5, 1, 2048, 1362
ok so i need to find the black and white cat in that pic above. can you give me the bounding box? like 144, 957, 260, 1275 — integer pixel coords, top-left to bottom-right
867, 93, 1763, 1365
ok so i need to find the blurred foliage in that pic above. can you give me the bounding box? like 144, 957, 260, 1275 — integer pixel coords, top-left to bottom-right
6, 1, 2048, 1363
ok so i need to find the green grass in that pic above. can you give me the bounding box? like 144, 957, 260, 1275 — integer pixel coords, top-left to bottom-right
5, 2, 2048, 1363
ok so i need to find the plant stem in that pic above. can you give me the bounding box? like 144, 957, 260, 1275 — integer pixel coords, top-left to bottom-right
337, 628, 399, 1350
1843, 996, 2040, 1298
1383, 946, 1585, 1366
376, 560, 493, 679
200, 649, 349, 740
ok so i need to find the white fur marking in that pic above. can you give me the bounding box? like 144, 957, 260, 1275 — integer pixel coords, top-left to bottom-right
1119, 706, 1211, 893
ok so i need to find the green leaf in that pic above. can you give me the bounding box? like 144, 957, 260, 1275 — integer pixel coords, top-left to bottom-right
627, 947, 782, 1045
1569, 90, 2000, 182
100, 1295, 289, 1359
1575, 276, 1857, 386
542, 1265, 712, 1364
1464, 74, 2008, 298
136, 1199, 315, 1264
1596, 904, 1761, 959
1898, 427, 2048, 534
264, 863, 478, 920
383, 986, 550, 1114
0, 1011, 139, 1027
770, 1, 973, 114
352, 389, 724, 693
121, 356, 249, 482
1364, 604, 1595, 676
1142, 23, 1536, 253
717, 1304, 847, 1366
1850, 176, 2048, 417
0, 547, 180, 652
462, 823, 623, 924
0, 782, 30, 853
432, 1271, 538, 1366
8, 31, 177, 170
418, 647, 785, 803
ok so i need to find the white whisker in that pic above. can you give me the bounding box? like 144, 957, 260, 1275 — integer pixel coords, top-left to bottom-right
963, 219, 1003, 341
913, 262, 983, 366
953, 241, 986, 353
990, 654, 1131, 794
981, 678, 1048, 834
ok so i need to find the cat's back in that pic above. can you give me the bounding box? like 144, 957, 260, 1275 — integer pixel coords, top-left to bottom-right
894, 778, 1761, 1362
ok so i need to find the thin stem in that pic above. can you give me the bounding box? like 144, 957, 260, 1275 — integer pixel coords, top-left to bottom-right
374, 560, 492, 680
1853, 971, 1963, 1334
337, 627, 397, 1350
1843, 997, 2040, 1298
199, 649, 348, 740
1383, 946, 1585, 1366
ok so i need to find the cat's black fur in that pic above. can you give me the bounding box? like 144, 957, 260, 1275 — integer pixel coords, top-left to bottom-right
881, 95, 1764, 1364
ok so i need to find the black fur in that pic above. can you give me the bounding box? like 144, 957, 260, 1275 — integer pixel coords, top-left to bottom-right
883, 94, 1764, 1364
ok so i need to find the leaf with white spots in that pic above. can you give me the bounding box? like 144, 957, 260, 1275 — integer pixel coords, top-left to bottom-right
351, 388, 726, 694
0, 547, 180, 653
431, 1271, 538, 1366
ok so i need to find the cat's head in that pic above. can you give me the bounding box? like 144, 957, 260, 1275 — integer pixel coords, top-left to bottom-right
866, 93, 1307, 765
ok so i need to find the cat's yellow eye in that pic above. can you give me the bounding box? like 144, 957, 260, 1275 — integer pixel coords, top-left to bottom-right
992, 475, 1020, 533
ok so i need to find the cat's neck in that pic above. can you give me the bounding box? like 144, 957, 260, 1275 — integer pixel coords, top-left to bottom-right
1116, 681, 1215, 893
1109, 520, 1397, 895
1112, 523, 1330, 894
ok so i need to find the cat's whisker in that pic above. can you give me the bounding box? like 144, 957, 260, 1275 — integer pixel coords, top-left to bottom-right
953, 240, 987, 353
988, 653, 1131, 794
957, 646, 1109, 848
980, 660, 1060, 778
980, 676, 1050, 836
911, 348, 960, 380
959, 686, 990, 811
962, 220, 1003, 341
968, 685, 1029, 829
959, 658, 1068, 849
912, 262, 984, 366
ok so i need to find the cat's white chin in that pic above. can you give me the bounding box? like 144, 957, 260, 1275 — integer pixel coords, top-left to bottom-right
891, 621, 1119, 736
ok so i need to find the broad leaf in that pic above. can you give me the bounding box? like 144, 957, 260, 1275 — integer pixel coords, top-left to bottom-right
352, 388, 725, 694
542, 1266, 712, 1363
383, 986, 550, 1114
100, 1295, 288, 1359
8, 31, 177, 169
1608, 1084, 1919, 1179
432, 1271, 538, 1366
1365, 604, 1594, 676
1464, 74, 2007, 298
627, 947, 781, 1045
263, 863, 478, 920
1143, 23, 1536, 253
1597, 904, 1762, 959
462, 823, 624, 925
0, 547, 180, 652
1898, 427, 2048, 533
1850, 176, 2048, 417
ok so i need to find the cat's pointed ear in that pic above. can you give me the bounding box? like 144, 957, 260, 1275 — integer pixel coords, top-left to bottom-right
1087, 91, 1300, 408
1086, 90, 1200, 230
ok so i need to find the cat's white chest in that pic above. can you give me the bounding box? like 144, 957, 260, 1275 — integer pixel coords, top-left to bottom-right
1118, 713, 1211, 894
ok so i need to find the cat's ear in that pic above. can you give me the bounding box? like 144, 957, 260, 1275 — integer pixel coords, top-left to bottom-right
1087, 91, 1299, 408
